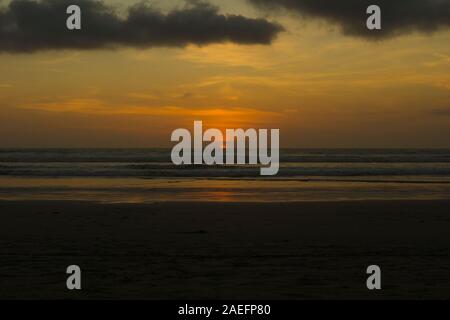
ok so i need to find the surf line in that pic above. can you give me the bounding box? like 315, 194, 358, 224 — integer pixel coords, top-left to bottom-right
170, 121, 279, 176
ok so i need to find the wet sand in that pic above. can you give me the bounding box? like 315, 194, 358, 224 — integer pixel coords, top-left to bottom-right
1, 200, 450, 299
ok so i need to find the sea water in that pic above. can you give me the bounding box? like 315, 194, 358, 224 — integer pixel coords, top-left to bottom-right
0, 148, 449, 202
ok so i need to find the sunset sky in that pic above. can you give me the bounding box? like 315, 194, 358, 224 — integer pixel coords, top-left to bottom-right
0, 0, 449, 148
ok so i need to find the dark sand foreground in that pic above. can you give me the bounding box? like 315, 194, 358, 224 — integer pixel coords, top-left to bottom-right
1, 200, 450, 299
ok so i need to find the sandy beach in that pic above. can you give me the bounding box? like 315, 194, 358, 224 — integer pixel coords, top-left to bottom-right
1, 200, 450, 299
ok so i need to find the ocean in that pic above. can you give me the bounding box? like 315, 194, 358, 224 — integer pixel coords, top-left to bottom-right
0, 148, 449, 202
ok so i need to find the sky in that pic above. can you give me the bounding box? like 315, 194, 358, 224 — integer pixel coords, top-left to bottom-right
0, 0, 449, 148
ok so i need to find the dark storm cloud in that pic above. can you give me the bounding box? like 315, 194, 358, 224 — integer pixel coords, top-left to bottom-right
249, 0, 450, 39
0, 0, 284, 53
